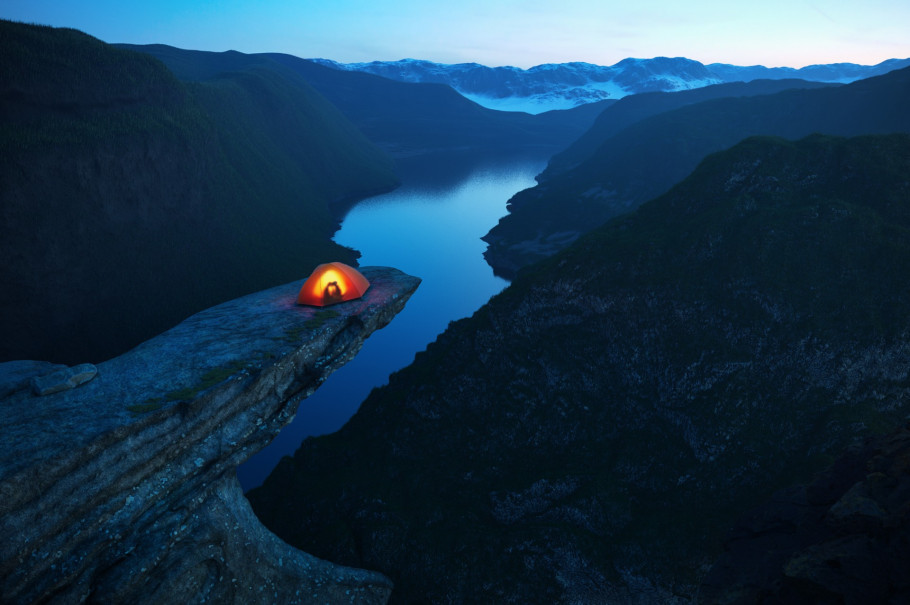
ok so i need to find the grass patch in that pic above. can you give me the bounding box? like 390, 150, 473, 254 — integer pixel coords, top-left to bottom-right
164, 360, 248, 402
305, 308, 341, 329
127, 398, 164, 414
283, 309, 342, 343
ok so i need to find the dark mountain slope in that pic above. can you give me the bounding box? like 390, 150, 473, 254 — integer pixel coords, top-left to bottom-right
264, 53, 613, 155
119, 45, 610, 157
1, 21, 396, 364
541, 78, 834, 180
699, 421, 910, 604
484, 66, 910, 277
250, 134, 910, 602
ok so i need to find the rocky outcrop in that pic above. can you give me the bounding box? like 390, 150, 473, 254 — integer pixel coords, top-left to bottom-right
0, 266, 419, 604
121, 45, 607, 161
699, 423, 910, 604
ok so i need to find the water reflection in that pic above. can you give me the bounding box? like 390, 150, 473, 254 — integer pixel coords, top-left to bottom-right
238, 150, 550, 490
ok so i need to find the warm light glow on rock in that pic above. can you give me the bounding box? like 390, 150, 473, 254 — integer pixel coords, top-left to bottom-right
296, 262, 370, 306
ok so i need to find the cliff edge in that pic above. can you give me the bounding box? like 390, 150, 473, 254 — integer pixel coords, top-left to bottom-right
0, 266, 420, 604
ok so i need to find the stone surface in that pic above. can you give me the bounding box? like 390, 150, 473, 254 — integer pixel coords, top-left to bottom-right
0, 266, 420, 605
30, 363, 98, 396
699, 423, 910, 604
0, 360, 66, 399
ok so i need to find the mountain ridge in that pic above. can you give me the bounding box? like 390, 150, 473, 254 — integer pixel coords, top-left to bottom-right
540, 78, 836, 181
312, 55, 910, 113
482, 64, 910, 276
1, 21, 397, 364
119, 45, 610, 158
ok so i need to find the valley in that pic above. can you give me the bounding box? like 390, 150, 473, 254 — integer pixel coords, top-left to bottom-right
237, 150, 550, 489
3, 14, 910, 604
250, 133, 910, 602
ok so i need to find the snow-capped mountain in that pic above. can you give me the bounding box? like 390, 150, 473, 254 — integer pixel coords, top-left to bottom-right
309, 56, 910, 114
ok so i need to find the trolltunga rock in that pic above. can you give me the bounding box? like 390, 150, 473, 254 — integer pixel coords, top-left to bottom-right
0, 267, 419, 605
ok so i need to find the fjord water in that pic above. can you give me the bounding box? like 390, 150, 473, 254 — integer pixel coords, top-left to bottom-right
238, 150, 550, 490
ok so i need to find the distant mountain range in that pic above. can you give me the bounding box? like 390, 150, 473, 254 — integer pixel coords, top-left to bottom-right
311, 56, 910, 113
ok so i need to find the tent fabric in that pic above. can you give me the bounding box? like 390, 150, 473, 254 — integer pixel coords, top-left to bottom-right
296, 262, 370, 306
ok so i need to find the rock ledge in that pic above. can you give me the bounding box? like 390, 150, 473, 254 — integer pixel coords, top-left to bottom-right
0, 266, 419, 604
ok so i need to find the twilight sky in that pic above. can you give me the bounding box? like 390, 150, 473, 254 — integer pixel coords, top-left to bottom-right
3, 0, 908, 68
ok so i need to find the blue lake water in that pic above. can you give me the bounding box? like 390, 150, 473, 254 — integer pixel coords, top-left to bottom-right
237, 150, 550, 490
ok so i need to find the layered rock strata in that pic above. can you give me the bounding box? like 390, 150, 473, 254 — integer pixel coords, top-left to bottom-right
0, 266, 419, 604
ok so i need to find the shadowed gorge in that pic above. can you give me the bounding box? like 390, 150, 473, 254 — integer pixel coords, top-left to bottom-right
249, 133, 910, 602
0, 20, 397, 364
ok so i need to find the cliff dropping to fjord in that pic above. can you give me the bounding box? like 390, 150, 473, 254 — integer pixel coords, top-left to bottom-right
251, 134, 910, 602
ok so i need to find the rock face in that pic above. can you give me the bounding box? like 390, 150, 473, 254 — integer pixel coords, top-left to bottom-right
0, 266, 420, 604
0, 361, 67, 398
699, 423, 910, 604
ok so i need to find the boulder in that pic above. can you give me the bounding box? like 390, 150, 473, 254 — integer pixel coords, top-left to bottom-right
0, 360, 66, 398
30, 363, 98, 396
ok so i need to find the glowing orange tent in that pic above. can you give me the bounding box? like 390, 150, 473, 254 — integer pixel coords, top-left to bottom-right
296, 262, 370, 306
